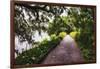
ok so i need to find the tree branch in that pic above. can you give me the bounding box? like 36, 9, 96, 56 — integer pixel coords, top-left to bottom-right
15, 3, 55, 14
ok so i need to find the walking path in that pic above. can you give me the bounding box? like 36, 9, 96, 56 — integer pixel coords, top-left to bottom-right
42, 35, 84, 64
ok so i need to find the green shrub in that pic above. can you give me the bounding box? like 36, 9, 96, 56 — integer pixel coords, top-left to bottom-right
15, 34, 61, 65
58, 32, 67, 39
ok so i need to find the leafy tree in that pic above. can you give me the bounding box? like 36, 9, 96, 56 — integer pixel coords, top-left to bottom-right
48, 16, 73, 35
14, 3, 66, 43
14, 3, 95, 64
67, 7, 95, 61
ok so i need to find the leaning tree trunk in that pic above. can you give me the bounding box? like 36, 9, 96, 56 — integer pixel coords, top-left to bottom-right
41, 35, 84, 64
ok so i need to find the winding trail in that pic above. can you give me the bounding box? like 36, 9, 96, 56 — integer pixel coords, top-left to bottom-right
42, 35, 84, 64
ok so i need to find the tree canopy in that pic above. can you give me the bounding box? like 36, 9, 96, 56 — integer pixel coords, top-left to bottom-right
14, 3, 95, 44
14, 3, 96, 64
14, 3, 68, 43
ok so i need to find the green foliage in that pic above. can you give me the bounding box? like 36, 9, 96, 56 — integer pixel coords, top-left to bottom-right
48, 16, 73, 35
58, 32, 67, 39
50, 34, 57, 40
76, 32, 95, 61
15, 34, 61, 65
15, 4, 96, 64
66, 7, 95, 61
70, 31, 77, 39
14, 4, 66, 43
70, 31, 79, 39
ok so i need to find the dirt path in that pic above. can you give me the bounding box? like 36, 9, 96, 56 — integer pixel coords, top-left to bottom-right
41, 35, 84, 64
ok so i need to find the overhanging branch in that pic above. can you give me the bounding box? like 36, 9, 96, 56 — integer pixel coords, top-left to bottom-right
15, 3, 55, 14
